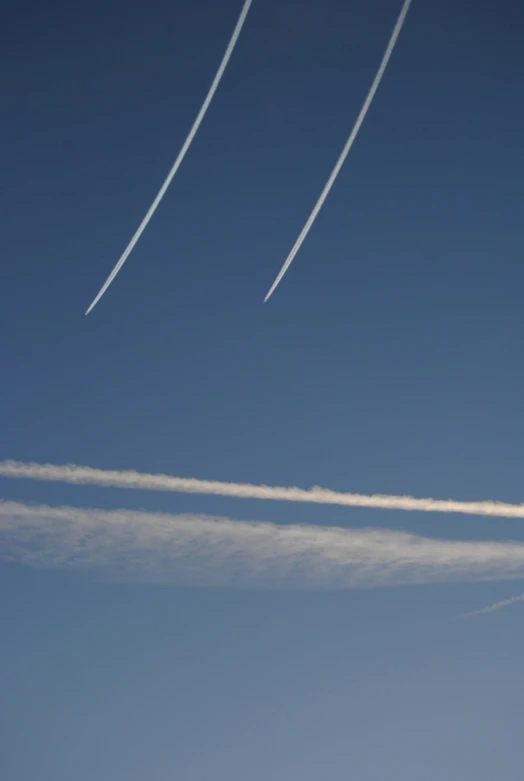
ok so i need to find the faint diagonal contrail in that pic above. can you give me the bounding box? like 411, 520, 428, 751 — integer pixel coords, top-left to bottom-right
2, 460, 524, 520
264, 0, 412, 302
85, 0, 253, 315
454, 593, 524, 620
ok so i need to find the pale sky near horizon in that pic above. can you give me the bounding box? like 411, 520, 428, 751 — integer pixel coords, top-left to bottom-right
2, 0, 524, 778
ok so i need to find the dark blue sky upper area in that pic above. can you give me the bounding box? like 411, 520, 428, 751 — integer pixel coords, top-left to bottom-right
2, 0, 523, 504
2, 0, 524, 553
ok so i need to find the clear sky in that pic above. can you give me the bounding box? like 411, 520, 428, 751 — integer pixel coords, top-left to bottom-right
2, 0, 524, 778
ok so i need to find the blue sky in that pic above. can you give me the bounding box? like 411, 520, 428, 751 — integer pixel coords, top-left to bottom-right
1, 0, 524, 778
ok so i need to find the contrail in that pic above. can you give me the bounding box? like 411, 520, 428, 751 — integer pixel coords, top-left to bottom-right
3, 500, 524, 588
2, 460, 524, 520
455, 593, 524, 620
85, 0, 253, 315
264, 0, 412, 302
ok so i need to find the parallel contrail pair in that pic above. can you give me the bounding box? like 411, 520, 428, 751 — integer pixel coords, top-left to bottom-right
264, 0, 413, 301
2, 460, 524, 520
85, 0, 253, 315
86, 0, 412, 312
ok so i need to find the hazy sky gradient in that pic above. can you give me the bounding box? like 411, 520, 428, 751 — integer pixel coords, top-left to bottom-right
2, 0, 524, 778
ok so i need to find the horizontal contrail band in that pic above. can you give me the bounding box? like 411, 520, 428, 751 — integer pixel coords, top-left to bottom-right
3, 500, 524, 588
264, 0, 412, 302
1, 460, 524, 520
85, 0, 252, 315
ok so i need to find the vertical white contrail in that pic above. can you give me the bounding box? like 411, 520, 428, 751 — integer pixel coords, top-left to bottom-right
455, 593, 524, 620
85, 0, 253, 315
264, 0, 412, 302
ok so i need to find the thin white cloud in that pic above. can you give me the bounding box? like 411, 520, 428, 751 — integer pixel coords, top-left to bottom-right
2, 500, 524, 588
264, 0, 412, 302
455, 593, 524, 620
85, 0, 253, 315
2, 460, 524, 520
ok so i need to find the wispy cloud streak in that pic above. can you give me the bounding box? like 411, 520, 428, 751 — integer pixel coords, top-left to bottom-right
455, 593, 524, 620
1, 460, 524, 520
85, 0, 252, 315
2, 500, 524, 588
264, 0, 412, 302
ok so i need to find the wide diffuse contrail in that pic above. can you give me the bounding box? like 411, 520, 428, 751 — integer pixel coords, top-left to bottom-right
264, 0, 412, 302
2, 460, 524, 520
3, 500, 524, 589
85, 0, 253, 315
